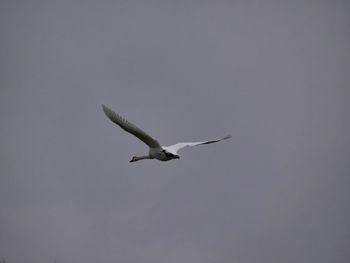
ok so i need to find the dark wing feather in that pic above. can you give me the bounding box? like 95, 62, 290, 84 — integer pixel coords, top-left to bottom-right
102, 104, 161, 148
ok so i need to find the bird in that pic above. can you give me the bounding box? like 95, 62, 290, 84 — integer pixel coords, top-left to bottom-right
102, 104, 231, 162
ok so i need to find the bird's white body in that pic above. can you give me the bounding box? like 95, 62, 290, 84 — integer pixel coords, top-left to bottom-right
102, 104, 231, 162
150, 147, 178, 161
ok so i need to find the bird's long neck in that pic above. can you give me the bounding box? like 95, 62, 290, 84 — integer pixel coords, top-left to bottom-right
136, 155, 150, 160
131, 155, 151, 162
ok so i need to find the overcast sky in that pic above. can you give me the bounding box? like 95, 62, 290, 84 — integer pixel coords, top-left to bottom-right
1, 1, 349, 263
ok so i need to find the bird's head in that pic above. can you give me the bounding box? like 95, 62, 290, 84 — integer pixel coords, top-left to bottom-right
130, 156, 138, 162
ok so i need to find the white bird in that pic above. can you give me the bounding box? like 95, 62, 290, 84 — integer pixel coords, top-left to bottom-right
102, 104, 231, 162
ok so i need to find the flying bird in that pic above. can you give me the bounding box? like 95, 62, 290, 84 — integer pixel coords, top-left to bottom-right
102, 104, 231, 162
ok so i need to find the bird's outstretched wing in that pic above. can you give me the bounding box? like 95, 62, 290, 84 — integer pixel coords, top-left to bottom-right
102, 104, 161, 148
164, 135, 232, 154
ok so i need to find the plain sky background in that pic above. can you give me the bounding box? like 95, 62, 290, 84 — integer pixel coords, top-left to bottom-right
1, 1, 349, 262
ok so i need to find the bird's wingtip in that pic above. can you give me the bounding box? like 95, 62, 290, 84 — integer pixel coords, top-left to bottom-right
101, 104, 111, 114
224, 134, 232, 140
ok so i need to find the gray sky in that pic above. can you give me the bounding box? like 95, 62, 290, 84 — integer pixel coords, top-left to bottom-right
1, 1, 349, 262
